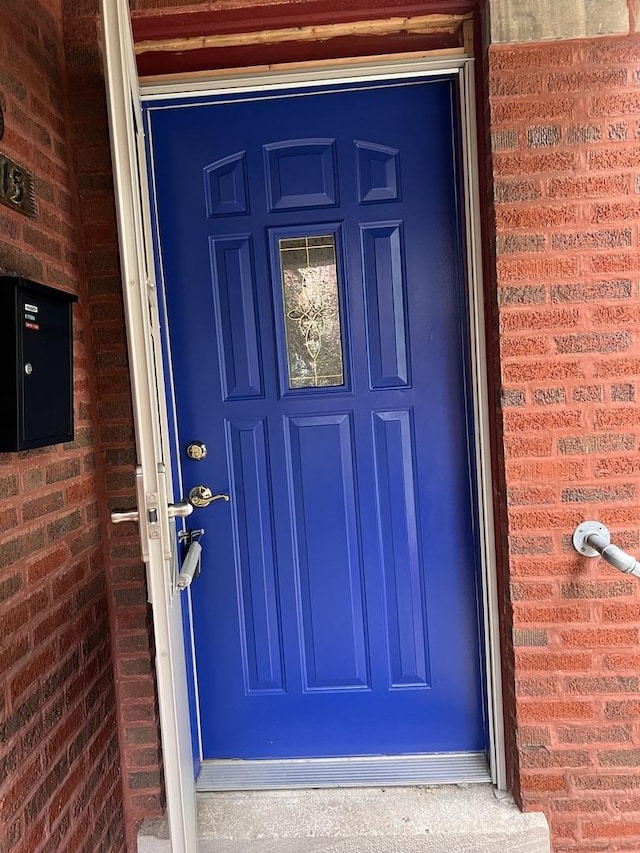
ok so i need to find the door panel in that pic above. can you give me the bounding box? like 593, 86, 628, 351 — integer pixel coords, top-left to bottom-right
229, 417, 284, 694
265, 139, 338, 210
286, 413, 369, 692
361, 222, 409, 387
146, 76, 484, 763
373, 408, 430, 690
210, 234, 263, 399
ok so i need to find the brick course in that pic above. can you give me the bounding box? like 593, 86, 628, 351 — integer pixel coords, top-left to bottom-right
0, 1, 125, 851
490, 35, 640, 850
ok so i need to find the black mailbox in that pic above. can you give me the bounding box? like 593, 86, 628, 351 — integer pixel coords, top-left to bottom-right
0, 276, 78, 451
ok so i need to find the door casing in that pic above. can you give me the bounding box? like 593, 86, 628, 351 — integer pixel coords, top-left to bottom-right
141, 54, 506, 793
100, 2, 199, 850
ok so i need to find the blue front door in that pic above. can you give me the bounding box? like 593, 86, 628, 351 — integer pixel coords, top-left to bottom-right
146, 75, 485, 762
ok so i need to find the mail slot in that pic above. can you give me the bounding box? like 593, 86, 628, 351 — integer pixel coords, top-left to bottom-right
0, 275, 78, 451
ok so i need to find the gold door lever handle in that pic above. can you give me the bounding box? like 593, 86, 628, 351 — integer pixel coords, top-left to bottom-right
188, 485, 230, 508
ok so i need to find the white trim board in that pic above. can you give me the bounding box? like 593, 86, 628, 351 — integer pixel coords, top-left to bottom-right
140, 54, 468, 99
100, 2, 198, 850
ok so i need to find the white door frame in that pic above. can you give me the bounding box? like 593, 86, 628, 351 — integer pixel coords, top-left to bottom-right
102, 7, 506, 844
142, 56, 506, 790
100, 2, 198, 850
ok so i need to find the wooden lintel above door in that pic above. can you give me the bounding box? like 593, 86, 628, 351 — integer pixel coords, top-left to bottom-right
131, 1, 476, 78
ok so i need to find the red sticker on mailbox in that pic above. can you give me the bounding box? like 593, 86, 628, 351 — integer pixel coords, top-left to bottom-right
24, 321, 39, 330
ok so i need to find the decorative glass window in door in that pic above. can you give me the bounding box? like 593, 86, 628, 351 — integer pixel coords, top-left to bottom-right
278, 235, 345, 389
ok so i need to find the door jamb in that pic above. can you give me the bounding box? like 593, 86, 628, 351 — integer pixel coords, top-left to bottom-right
141, 54, 506, 792
100, 2, 198, 850
459, 59, 505, 789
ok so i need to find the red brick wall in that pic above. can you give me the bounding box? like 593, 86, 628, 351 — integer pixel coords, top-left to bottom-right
490, 37, 640, 852
62, 2, 165, 847
0, 1, 125, 850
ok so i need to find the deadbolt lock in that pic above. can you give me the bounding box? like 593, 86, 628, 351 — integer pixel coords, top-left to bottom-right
188, 484, 230, 508
186, 441, 207, 461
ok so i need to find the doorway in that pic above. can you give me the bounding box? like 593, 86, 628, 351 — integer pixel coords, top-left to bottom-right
143, 61, 499, 790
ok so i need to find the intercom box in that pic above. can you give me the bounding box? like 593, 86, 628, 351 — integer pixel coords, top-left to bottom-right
0, 276, 78, 451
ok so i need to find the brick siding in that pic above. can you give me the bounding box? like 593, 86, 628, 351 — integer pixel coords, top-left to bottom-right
490, 37, 640, 851
62, 1, 165, 848
0, 1, 125, 851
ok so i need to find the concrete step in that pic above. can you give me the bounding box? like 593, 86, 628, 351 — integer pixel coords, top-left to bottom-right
138, 784, 550, 853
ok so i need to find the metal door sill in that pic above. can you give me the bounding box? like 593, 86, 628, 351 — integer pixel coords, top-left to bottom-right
196, 751, 490, 791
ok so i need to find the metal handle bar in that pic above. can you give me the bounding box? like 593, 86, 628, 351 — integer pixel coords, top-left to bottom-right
572, 521, 640, 578
111, 499, 193, 524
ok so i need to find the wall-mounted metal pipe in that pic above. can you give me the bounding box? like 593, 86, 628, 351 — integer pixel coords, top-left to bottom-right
572, 521, 640, 579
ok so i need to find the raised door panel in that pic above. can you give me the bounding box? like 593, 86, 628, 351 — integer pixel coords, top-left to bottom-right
209, 235, 263, 400
361, 222, 410, 389
285, 414, 369, 692
228, 417, 284, 694
204, 152, 249, 217
372, 409, 430, 689
264, 140, 338, 211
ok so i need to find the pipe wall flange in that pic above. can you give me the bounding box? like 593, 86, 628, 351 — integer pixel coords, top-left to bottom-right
573, 521, 611, 558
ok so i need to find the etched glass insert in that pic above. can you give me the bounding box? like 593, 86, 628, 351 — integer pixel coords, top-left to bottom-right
279, 235, 344, 389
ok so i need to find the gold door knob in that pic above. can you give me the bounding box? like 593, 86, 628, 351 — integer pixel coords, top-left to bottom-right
188, 485, 230, 508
